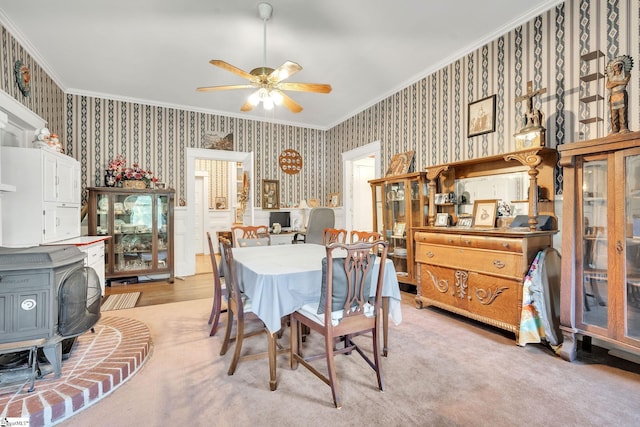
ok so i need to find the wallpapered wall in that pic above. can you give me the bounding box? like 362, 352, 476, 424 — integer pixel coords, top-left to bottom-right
1, 0, 639, 205
195, 159, 229, 209
327, 0, 639, 195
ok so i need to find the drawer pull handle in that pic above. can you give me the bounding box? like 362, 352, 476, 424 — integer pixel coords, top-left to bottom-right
493, 260, 506, 269
502, 242, 510, 248
425, 251, 434, 258
464, 240, 471, 245
448, 239, 454, 243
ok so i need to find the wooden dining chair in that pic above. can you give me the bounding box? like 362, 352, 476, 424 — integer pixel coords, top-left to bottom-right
218, 237, 276, 376
290, 240, 389, 408
350, 230, 382, 243
322, 228, 347, 245
206, 232, 227, 337
231, 225, 270, 247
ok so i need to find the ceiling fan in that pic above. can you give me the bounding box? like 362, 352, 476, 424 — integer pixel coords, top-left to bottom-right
196, 2, 332, 113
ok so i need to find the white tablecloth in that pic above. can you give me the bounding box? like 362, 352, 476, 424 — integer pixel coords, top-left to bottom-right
232, 243, 403, 332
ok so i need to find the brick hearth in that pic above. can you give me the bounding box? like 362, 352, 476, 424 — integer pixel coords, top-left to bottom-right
0, 316, 151, 426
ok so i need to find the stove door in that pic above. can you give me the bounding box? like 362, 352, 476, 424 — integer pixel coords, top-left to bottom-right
58, 266, 102, 337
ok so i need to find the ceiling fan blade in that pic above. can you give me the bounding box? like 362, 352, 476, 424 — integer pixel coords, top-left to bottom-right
279, 82, 332, 94
240, 100, 255, 112
196, 84, 253, 92
269, 61, 302, 82
209, 60, 255, 81
277, 91, 303, 113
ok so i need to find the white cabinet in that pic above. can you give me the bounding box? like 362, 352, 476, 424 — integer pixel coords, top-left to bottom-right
1, 147, 81, 247
269, 232, 296, 245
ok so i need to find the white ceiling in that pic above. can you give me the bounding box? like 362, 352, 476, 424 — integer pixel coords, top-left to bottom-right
0, 0, 562, 130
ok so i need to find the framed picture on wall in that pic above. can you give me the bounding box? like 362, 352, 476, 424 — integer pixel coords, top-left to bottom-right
261, 179, 280, 210
215, 196, 227, 210
467, 95, 496, 137
327, 192, 340, 207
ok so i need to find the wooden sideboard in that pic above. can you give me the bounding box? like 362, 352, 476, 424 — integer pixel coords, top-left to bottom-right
414, 227, 555, 339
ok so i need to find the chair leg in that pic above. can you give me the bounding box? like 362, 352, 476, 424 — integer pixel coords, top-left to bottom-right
290, 317, 299, 370
325, 333, 341, 409
371, 325, 384, 391
220, 310, 234, 356
208, 294, 222, 336
382, 297, 389, 357
228, 317, 245, 375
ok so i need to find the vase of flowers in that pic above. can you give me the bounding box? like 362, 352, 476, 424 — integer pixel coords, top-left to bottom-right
105, 154, 126, 187
107, 155, 159, 189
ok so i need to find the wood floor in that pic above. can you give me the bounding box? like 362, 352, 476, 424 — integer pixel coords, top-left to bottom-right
105, 254, 417, 307
104, 254, 214, 307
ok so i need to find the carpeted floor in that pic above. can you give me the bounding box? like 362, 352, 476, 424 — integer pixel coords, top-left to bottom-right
57, 298, 640, 427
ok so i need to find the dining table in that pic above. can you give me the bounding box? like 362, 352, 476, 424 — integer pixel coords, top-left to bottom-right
231, 243, 403, 391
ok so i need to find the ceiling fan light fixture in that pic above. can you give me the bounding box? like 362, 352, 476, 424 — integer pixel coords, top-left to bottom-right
248, 91, 260, 106
198, 2, 330, 114
270, 90, 283, 105
263, 97, 274, 110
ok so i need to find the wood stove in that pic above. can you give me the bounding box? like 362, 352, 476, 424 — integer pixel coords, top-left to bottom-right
0, 245, 101, 378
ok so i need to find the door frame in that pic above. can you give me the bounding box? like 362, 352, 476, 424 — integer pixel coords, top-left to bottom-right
181, 148, 254, 276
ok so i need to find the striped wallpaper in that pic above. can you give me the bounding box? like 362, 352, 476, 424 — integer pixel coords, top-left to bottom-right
1, 0, 639, 205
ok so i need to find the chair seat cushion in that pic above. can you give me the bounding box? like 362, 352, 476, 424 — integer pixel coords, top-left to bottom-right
298, 302, 375, 327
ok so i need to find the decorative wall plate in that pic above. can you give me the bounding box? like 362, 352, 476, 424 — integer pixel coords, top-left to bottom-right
278, 149, 302, 175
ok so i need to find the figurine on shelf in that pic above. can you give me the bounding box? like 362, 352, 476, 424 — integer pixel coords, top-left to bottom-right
605, 54, 633, 135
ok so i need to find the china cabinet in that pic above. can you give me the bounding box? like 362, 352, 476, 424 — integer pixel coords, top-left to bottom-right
369, 172, 428, 286
558, 131, 640, 361
1, 147, 81, 247
88, 187, 174, 284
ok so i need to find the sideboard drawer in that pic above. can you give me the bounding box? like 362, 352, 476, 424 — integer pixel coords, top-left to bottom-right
458, 235, 523, 253
415, 243, 523, 279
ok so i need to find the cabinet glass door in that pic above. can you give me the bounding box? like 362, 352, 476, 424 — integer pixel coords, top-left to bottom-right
384, 181, 408, 277
157, 194, 169, 270
581, 158, 608, 328
625, 153, 640, 340
114, 193, 154, 274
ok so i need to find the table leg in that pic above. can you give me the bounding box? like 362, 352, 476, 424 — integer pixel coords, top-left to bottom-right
382, 296, 389, 357
268, 331, 277, 391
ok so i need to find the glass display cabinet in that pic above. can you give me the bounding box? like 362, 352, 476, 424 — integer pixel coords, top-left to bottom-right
370, 172, 428, 286
558, 131, 640, 361
88, 187, 175, 284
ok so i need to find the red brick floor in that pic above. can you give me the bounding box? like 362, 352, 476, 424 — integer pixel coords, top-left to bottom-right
0, 316, 151, 426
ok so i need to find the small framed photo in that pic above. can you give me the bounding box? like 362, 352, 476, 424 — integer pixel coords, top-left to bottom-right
468, 94, 496, 138
435, 213, 450, 227
393, 222, 406, 236
328, 192, 340, 207
457, 217, 473, 228
434, 193, 446, 205
472, 199, 498, 228
215, 196, 227, 210
262, 179, 280, 210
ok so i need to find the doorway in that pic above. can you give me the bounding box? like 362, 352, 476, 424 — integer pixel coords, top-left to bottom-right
180, 148, 254, 277
342, 141, 381, 232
